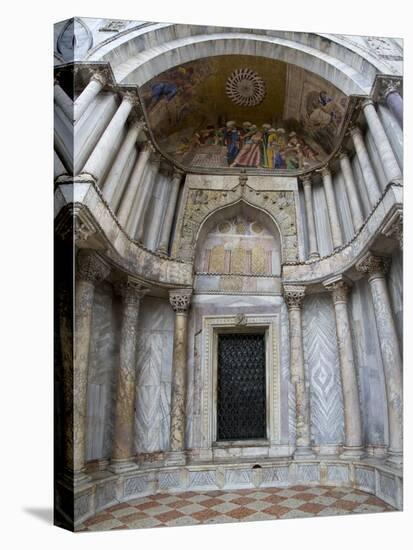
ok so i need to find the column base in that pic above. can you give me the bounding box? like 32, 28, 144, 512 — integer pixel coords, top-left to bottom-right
109, 458, 138, 474
165, 451, 186, 466
339, 446, 365, 460
294, 446, 316, 458
156, 246, 169, 256
308, 253, 320, 260
72, 469, 92, 487
385, 450, 403, 468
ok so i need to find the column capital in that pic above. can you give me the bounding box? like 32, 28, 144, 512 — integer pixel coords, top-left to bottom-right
348, 123, 362, 138
323, 275, 352, 304
317, 164, 331, 178
114, 278, 149, 305
169, 288, 193, 313
90, 71, 107, 87
283, 285, 306, 309
172, 166, 185, 181
337, 148, 350, 161
122, 91, 138, 107
361, 97, 375, 110
356, 252, 391, 278
381, 78, 402, 99
76, 250, 110, 284
300, 173, 313, 187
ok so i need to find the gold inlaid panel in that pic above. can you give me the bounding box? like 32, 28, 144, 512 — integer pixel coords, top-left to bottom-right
251, 246, 267, 274
209, 245, 225, 273
231, 247, 246, 273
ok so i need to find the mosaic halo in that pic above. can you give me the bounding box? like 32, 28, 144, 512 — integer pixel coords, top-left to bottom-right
226, 67, 266, 106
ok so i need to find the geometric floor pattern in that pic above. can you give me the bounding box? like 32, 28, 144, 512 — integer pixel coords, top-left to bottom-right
77, 485, 395, 531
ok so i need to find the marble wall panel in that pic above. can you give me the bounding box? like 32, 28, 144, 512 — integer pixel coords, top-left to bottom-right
96, 480, 117, 510
135, 297, 174, 454
327, 465, 349, 483
355, 467, 376, 492
302, 294, 344, 446
86, 282, 119, 461
350, 279, 388, 446
296, 464, 320, 482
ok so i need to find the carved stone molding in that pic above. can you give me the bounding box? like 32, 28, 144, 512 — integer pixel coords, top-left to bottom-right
76, 250, 110, 284
169, 288, 193, 313
356, 253, 391, 279
283, 285, 306, 309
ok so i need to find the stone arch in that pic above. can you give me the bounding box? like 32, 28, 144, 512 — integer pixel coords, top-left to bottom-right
172, 180, 298, 264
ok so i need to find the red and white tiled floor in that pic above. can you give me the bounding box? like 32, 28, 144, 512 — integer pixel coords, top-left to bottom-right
77, 485, 395, 531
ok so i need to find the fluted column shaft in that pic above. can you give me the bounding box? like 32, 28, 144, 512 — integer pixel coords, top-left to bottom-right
133, 155, 161, 241
283, 286, 314, 457
82, 94, 135, 182
362, 99, 402, 183
320, 167, 343, 249
339, 152, 364, 232
54, 81, 73, 122
167, 289, 192, 465
117, 143, 152, 226
73, 251, 110, 483
74, 73, 106, 124
350, 125, 382, 208
110, 280, 147, 473
157, 169, 183, 254
356, 254, 403, 465
324, 278, 364, 457
102, 122, 144, 206
301, 175, 319, 259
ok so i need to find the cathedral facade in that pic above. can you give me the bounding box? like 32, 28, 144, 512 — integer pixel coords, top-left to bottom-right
54, 18, 403, 530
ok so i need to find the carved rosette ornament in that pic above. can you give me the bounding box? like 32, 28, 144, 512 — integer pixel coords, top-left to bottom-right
356, 253, 391, 280
226, 68, 266, 107
283, 285, 306, 309
169, 288, 193, 313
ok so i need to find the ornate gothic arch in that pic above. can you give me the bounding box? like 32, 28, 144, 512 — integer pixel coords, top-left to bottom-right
172, 175, 298, 264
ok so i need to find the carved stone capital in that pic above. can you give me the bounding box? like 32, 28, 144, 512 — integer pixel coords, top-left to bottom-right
76, 250, 110, 284
172, 167, 185, 181
169, 288, 193, 313
382, 209, 403, 250
91, 72, 107, 87
115, 278, 148, 306
361, 97, 375, 110
317, 165, 331, 178
323, 276, 352, 304
283, 285, 306, 309
348, 123, 362, 138
122, 91, 138, 106
300, 174, 313, 187
55, 203, 97, 245
356, 253, 391, 278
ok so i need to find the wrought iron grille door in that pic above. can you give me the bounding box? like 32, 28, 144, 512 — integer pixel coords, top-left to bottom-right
217, 333, 266, 441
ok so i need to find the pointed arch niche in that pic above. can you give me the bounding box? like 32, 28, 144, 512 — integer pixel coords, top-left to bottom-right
194, 202, 282, 294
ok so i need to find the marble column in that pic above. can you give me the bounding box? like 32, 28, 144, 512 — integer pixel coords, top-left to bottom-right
339, 151, 364, 232
133, 154, 162, 242
82, 93, 135, 183
283, 285, 315, 457
110, 279, 148, 473
117, 142, 152, 227
362, 99, 402, 184
74, 251, 110, 484
320, 166, 343, 250
157, 168, 184, 255
301, 174, 319, 259
356, 253, 403, 465
324, 276, 364, 458
74, 72, 106, 124
102, 121, 144, 205
54, 80, 73, 122
382, 81, 403, 128
349, 125, 382, 208
167, 288, 193, 465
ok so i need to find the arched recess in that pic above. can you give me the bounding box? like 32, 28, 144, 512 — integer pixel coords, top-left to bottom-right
172, 181, 298, 264
195, 201, 282, 275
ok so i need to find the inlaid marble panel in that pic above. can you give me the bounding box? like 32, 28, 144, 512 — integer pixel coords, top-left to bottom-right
302, 294, 344, 446
135, 297, 174, 453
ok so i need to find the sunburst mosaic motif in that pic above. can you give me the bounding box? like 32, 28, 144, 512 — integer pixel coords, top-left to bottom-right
226, 68, 266, 106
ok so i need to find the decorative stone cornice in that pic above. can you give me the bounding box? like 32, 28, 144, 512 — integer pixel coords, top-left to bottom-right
76, 250, 110, 284
323, 275, 352, 304
169, 288, 193, 313
356, 252, 391, 279
114, 278, 149, 306
283, 285, 306, 309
